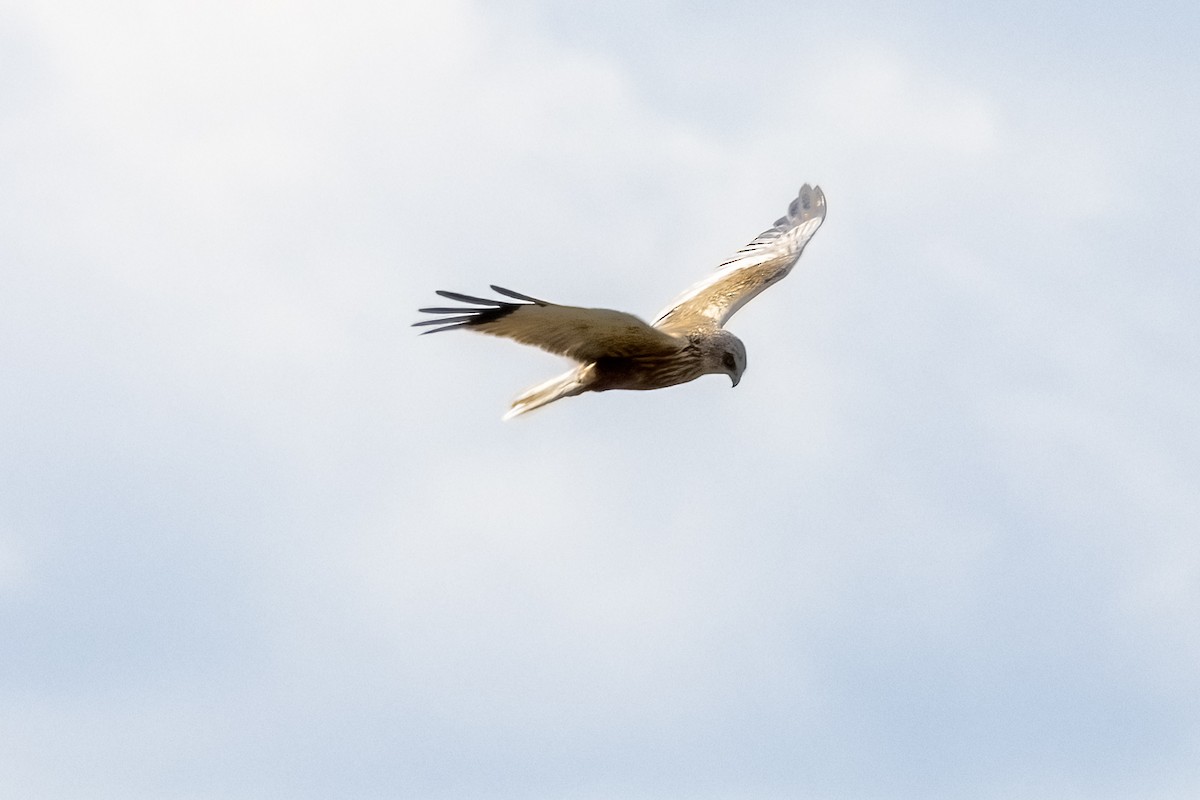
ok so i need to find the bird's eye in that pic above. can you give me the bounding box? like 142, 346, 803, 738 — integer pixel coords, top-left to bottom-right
722, 353, 737, 370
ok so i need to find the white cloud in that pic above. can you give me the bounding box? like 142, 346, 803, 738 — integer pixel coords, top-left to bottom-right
0, 535, 30, 594
2, 2, 1198, 798
814, 47, 1001, 158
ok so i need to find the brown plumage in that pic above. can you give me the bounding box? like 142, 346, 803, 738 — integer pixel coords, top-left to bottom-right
416, 184, 827, 418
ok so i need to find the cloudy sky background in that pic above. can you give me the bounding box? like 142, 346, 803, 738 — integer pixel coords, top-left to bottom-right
2, 0, 1199, 797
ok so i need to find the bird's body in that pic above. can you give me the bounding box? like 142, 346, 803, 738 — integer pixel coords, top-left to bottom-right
416, 184, 826, 418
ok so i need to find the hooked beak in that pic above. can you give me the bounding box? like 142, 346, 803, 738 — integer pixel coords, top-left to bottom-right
730, 374, 740, 388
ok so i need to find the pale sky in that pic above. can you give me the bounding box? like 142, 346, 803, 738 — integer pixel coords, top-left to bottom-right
2, 1, 1198, 798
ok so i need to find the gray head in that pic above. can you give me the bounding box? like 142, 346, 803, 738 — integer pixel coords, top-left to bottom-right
698, 329, 747, 387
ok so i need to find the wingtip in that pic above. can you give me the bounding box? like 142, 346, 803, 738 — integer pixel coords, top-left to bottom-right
792, 183, 827, 221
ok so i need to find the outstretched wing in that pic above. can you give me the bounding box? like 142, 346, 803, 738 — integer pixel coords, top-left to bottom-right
653, 184, 826, 333
415, 285, 683, 362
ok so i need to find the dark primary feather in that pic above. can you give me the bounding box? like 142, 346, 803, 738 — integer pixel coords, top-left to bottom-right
434, 290, 509, 306
413, 315, 478, 327
415, 289, 535, 335
415, 321, 474, 335
489, 285, 547, 304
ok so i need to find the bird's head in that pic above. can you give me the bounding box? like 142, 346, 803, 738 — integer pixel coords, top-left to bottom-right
701, 329, 747, 387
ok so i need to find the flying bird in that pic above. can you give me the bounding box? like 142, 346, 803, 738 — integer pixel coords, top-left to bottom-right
415, 184, 827, 419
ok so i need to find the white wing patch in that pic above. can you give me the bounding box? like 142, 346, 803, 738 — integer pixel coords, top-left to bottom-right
654, 184, 826, 332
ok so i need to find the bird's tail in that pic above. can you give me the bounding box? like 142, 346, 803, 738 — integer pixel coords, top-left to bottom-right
504, 366, 590, 420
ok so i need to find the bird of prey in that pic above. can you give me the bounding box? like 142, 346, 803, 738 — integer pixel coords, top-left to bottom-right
416, 184, 826, 419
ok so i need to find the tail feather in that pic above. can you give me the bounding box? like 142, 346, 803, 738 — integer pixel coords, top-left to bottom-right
503, 367, 589, 420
